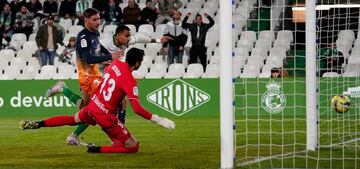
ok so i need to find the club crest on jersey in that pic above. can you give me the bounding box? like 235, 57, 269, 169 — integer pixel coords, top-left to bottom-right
261, 81, 286, 114
81, 39, 87, 48
133, 87, 138, 96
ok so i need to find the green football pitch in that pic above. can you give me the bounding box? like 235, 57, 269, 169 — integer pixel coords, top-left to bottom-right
1, 106, 360, 169
0, 115, 220, 169
1, 78, 360, 169
234, 78, 360, 169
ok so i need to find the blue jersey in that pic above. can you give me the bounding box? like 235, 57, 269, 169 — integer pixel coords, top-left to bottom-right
76, 28, 111, 64
76, 28, 112, 92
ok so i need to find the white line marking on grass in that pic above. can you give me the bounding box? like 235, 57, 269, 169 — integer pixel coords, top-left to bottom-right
237, 137, 360, 167
237, 150, 307, 167
320, 137, 360, 148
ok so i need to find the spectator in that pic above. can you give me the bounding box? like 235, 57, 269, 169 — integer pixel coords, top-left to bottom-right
321, 55, 344, 76
13, 5, 34, 38
92, 0, 104, 14
271, 68, 289, 78
60, 36, 76, 65
123, 0, 141, 28
43, 0, 58, 16
53, 15, 66, 39
319, 46, 344, 76
0, 3, 14, 49
140, 0, 157, 26
103, 0, 122, 25
0, 0, 7, 14
27, 0, 43, 19
150, 0, 182, 26
163, 10, 187, 65
182, 13, 214, 71
59, 0, 77, 20
76, 0, 91, 17
10, 0, 25, 15
35, 15, 64, 66
75, 0, 91, 26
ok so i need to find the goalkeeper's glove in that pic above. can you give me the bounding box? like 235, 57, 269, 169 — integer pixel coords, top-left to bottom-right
151, 114, 176, 129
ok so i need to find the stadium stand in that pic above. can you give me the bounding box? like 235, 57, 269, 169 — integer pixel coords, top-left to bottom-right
35, 65, 57, 79
183, 63, 204, 79
18, 66, 38, 80
0, 0, 309, 79
4, 64, 21, 80
164, 63, 185, 79
56, 64, 76, 80
102, 24, 117, 34
202, 64, 219, 78
145, 63, 167, 79
322, 72, 341, 77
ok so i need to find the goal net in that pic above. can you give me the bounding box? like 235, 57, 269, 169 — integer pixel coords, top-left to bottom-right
232, 0, 360, 168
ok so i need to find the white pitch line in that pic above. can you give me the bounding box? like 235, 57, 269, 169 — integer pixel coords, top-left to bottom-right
237, 150, 308, 167
320, 137, 360, 148
238, 137, 360, 167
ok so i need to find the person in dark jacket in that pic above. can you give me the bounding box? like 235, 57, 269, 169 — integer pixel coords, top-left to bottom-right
140, 0, 157, 26
35, 15, 64, 66
0, 3, 14, 48
0, 0, 7, 14
27, 0, 43, 19
123, 0, 141, 28
43, 0, 58, 16
103, 0, 122, 24
13, 4, 33, 38
59, 0, 76, 19
10, 0, 25, 15
182, 12, 214, 71
150, 0, 182, 26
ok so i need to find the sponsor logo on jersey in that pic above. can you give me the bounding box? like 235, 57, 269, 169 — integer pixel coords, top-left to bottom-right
261, 81, 286, 114
147, 79, 210, 116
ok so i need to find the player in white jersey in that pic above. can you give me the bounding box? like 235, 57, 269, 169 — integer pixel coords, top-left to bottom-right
101, 25, 170, 54
97, 25, 171, 129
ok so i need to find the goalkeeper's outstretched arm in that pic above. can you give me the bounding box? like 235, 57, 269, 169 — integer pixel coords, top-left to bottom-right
129, 99, 176, 129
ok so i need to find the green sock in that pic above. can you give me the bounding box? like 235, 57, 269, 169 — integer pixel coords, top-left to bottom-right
63, 87, 82, 108
73, 123, 89, 136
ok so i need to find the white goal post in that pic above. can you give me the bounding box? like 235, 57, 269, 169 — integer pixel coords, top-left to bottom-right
306, 0, 318, 151
221, 0, 360, 168
220, 0, 234, 169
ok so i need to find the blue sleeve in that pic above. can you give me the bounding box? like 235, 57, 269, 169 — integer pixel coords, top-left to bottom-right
79, 49, 112, 64
101, 44, 111, 55
77, 34, 112, 64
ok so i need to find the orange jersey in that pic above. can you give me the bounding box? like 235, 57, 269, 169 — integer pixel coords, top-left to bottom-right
76, 57, 102, 95
76, 28, 112, 94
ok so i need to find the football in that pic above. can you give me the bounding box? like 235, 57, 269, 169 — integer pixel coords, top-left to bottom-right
331, 95, 351, 113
